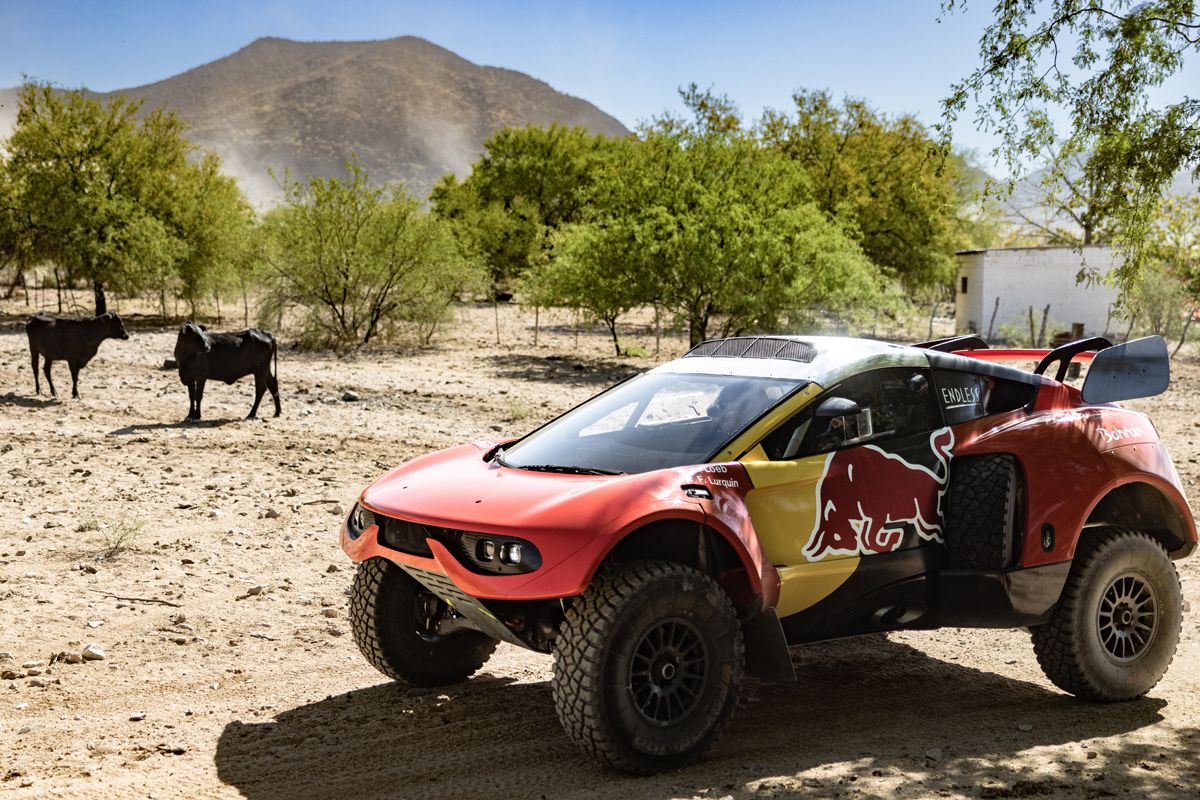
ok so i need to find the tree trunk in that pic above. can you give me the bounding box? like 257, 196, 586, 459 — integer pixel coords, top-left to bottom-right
689, 315, 707, 348
927, 297, 937, 339
606, 317, 622, 356
1174, 310, 1194, 357
1037, 304, 1051, 348
93, 281, 107, 316
1123, 313, 1137, 343
3, 268, 22, 300
533, 305, 539, 347
1027, 306, 1036, 347
654, 304, 661, 357
242, 282, 250, 327
493, 300, 500, 346
159, 287, 167, 318
986, 296, 1000, 340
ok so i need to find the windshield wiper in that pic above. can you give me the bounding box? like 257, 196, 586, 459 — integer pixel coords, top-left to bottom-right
511, 463, 625, 476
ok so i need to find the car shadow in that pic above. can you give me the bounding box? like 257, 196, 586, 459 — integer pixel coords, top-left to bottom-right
108, 418, 241, 435
214, 636, 1188, 800
484, 353, 638, 386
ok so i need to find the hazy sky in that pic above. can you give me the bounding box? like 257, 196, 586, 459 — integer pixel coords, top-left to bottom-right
0, 0, 1195, 171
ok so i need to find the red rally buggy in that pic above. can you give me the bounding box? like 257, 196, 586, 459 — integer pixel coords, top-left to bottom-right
340, 333, 1195, 773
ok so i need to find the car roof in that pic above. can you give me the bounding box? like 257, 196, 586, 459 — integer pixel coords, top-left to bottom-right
654, 336, 927, 386
655, 335, 1041, 387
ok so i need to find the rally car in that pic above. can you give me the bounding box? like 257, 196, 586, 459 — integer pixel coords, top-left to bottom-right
340, 334, 1194, 773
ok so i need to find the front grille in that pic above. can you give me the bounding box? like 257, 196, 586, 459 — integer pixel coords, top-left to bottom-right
376, 515, 435, 557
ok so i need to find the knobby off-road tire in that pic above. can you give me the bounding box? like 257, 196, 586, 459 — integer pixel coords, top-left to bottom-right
350, 557, 497, 687
552, 561, 744, 774
944, 454, 1020, 570
1031, 528, 1182, 701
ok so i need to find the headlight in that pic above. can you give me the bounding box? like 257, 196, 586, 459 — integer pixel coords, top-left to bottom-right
499, 542, 522, 565
346, 503, 375, 540
458, 532, 541, 574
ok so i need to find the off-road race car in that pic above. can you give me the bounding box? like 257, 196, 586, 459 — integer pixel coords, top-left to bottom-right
340, 334, 1195, 773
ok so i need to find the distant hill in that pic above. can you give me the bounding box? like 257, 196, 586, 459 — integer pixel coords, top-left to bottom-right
0, 36, 631, 205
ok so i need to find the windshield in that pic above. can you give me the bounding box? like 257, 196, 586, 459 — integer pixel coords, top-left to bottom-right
498, 372, 805, 474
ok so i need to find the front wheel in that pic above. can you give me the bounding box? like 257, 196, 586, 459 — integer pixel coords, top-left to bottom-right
1031, 528, 1182, 701
350, 557, 497, 687
552, 561, 744, 774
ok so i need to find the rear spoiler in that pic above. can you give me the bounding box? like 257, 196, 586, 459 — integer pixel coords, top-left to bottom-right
947, 336, 1170, 402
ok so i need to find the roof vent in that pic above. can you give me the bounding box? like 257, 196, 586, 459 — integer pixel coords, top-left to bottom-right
683, 336, 816, 363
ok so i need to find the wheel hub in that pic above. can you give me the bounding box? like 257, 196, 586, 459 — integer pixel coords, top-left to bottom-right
414, 590, 452, 641
1098, 572, 1158, 663
628, 618, 708, 726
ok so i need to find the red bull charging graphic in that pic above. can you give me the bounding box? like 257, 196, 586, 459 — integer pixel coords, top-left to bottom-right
802, 427, 955, 560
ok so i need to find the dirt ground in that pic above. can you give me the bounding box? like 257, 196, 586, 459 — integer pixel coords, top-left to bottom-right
2, 302, 1200, 800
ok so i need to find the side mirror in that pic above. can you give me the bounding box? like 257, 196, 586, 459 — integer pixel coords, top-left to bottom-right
1081, 336, 1170, 404
815, 396, 861, 418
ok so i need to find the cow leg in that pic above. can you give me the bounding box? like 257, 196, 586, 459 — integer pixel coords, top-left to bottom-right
268, 372, 281, 417
69, 362, 81, 399
43, 360, 57, 398
248, 372, 266, 419
194, 379, 206, 421
31, 350, 40, 395
185, 382, 196, 421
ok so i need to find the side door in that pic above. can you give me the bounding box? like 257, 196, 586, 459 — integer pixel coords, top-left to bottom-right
741, 367, 949, 618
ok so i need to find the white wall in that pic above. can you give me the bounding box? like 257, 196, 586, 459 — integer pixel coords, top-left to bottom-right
954, 246, 1120, 339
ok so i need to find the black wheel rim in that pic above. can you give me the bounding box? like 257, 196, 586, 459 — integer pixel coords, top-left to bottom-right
1097, 571, 1158, 663
628, 617, 708, 726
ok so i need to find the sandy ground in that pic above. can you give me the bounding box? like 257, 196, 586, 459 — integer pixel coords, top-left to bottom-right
1, 302, 1199, 800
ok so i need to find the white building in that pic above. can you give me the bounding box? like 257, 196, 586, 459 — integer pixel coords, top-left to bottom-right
955, 245, 1121, 340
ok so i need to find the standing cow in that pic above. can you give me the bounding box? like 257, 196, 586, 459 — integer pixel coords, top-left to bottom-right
26, 312, 130, 399
174, 323, 280, 421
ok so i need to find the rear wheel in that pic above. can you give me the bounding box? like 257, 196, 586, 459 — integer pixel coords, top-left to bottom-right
1031, 528, 1182, 701
944, 454, 1021, 570
552, 561, 743, 774
350, 557, 497, 687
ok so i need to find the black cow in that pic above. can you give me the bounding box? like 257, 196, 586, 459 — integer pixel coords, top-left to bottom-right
26, 312, 130, 399
174, 323, 280, 421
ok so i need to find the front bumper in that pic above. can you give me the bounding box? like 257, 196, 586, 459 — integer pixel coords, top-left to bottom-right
340, 512, 606, 602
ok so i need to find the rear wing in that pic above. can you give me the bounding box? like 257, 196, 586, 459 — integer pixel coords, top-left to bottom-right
941, 335, 1171, 402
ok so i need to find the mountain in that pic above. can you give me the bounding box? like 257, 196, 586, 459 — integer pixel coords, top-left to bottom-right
0, 36, 631, 205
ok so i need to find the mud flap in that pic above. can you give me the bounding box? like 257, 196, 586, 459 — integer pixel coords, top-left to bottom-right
400, 564, 528, 648
741, 608, 795, 682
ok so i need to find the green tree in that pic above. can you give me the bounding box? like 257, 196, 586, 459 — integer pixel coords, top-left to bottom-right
170, 152, 255, 318
943, 0, 1199, 287
0, 159, 38, 299
261, 161, 482, 347
1146, 195, 1200, 353
3, 84, 194, 314
431, 124, 614, 292
529, 94, 883, 351
1007, 143, 1122, 246
759, 89, 974, 289
522, 214, 655, 355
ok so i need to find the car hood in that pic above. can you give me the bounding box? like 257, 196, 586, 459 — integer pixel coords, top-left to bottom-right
360, 442, 698, 537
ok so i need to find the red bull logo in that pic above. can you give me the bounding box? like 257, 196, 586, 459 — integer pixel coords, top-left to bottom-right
802, 428, 955, 561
